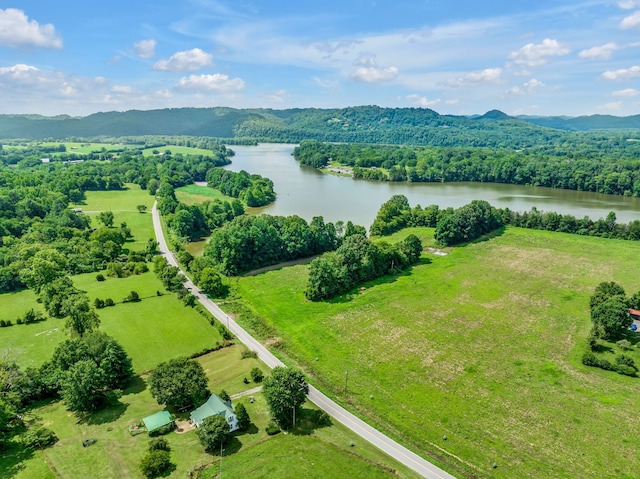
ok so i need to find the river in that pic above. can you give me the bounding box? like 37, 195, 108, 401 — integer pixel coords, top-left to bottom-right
223, 143, 640, 227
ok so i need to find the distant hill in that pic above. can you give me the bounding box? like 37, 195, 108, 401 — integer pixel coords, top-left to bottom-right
1, 106, 639, 147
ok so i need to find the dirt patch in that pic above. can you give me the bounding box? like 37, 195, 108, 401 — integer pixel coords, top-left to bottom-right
174, 419, 196, 434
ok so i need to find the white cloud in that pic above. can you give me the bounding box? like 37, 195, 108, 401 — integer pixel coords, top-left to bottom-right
175, 73, 245, 92
406, 94, 441, 107
445, 99, 460, 105
155, 89, 172, 99
509, 39, 570, 67
598, 101, 623, 111
265, 89, 288, 103
311, 77, 339, 89
506, 79, 545, 96
619, 1, 640, 9
154, 48, 213, 72
578, 43, 619, 60
350, 66, 398, 83
134, 39, 157, 59
612, 88, 640, 97
601, 65, 640, 80
111, 85, 133, 94
447, 68, 502, 87
0, 9, 62, 49
350, 55, 398, 83
620, 10, 640, 29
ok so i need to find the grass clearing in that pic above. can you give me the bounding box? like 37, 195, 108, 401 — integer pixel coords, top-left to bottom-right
233, 226, 640, 479
141, 146, 217, 157
175, 184, 234, 206
70, 184, 155, 250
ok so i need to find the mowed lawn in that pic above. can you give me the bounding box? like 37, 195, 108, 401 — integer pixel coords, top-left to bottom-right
71, 184, 156, 251
175, 184, 234, 206
234, 227, 640, 479
141, 145, 217, 157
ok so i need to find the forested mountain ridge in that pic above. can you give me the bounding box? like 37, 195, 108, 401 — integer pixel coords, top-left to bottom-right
2, 106, 639, 147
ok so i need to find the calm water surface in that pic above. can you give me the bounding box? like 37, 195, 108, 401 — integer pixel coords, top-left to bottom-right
224, 144, 640, 227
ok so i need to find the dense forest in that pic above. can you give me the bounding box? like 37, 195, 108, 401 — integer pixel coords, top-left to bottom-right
293, 140, 640, 196
2, 106, 640, 149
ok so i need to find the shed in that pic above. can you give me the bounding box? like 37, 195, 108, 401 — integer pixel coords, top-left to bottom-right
190, 394, 238, 431
142, 410, 173, 432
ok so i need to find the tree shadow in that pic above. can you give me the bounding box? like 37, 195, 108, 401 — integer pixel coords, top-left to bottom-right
220, 436, 243, 456
233, 423, 259, 436
79, 401, 128, 426
122, 376, 147, 396
0, 442, 36, 479
290, 407, 333, 436
454, 226, 506, 248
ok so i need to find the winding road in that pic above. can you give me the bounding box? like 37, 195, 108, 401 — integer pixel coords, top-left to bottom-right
152, 202, 456, 479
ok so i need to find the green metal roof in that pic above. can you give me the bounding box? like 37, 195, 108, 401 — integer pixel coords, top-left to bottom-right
190, 394, 234, 427
142, 410, 172, 432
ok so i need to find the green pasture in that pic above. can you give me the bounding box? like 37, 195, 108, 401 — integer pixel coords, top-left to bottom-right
175, 184, 234, 206
233, 227, 640, 479
1, 345, 415, 479
43, 142, 137, 155
141, 145, 216, 157
72, 270, 222, 373
70, 184, 155, 251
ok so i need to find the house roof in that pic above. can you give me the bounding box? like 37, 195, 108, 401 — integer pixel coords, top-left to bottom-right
190, 394, 234, 426
629, 309, 640, 316
142, 410, 172, 432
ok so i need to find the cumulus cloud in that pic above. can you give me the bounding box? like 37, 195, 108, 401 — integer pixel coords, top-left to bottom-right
620, 11, 640, 29
175, 73, 245, 92
599, 101, 623, 111
134, 39, 157, 59
506, 79, 545, 96
619, 1, 640, 9
447, 68, 502, 87
601, 65, 640, 80
612, 88, 640, 97
154, 48, 213, 72
0, 8, 62, 48
265, 89, 288, 103
111, 85, 133, 94
509, 39, 570, 67
578, 43, 619, 60
406, 94, 441, 107
350, 55, 398, 82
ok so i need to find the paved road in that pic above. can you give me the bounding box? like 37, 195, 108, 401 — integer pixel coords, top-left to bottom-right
152, 202, 457, 479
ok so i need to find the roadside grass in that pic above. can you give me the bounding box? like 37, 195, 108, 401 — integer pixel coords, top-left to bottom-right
141, 146, 216, 157
1, 345, 417, 479
175, 184, 234, 206
70, 184, 155, 250
232, 226, 640, 479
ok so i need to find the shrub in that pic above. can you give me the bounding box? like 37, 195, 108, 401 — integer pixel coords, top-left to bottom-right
265, 421, 281, 435
250, 367, 264, 383
148, 438, 170, 452
104, 298, 115, 307
312, 410, 332, 427
235, 403, 250, 431
22, 427, 58, 449
148, 422, 175, 437
134, 262, 149, 274
219, 390, 230, 402
241, 349, 257, 359
243, 377, 249, 384
615, 354, 637, 370
23, 309, 42, 323
616, 339, 633, 351
96, 274, 105, 282
123, 291, 140, 303
139, 450, 173, 478
94, 298, 105, 309
0, 319, 9, 327
156, 290, 163, 296
615, 364, 637, 377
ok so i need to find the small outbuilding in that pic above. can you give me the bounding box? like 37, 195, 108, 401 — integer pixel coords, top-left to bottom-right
190, 394, 238, 431
142, 410, 173, 433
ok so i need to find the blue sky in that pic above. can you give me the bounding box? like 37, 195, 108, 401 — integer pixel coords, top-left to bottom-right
1, 0, 640, 116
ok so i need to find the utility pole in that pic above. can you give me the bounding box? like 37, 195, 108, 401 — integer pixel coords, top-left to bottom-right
344, 370, 348, 394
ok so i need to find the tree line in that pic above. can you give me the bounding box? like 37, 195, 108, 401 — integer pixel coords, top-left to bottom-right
293, 140, 640, 197
206, 168, 276, 207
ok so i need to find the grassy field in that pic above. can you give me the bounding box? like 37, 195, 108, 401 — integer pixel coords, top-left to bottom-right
175, 184, 234, 206
141, 146, 217, 157
46, 142, 138, 155
70, 184, 155, 251
0, 270, 223, 373
1, 345, 418, 479
232, 226, 640, 479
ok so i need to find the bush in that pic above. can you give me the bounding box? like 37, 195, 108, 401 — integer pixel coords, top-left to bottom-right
94, 298, 105, 309
123, 291, 140, 303
96, 274, 105, 282
265, 421, 281, 435
23, 309, 43, 323
0, 319, 11, 327
616, 339, 634, 351
235, 403, 250, 431
312, 410, 332, 427
148, 422, 175, 437
615, 354, 637, 370
250, 367, 264, 383
615, 364, 637, 376
139, 450, 173, 478
22, 427, 58, 449
241, 349, 257, 359
148, 438, 170, 452
104, 298, 115, 307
